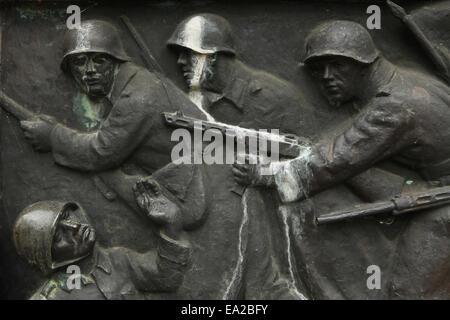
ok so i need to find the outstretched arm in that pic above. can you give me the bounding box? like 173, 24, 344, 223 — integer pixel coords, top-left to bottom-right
274, 100, 414, 202
234, 99, 414, 203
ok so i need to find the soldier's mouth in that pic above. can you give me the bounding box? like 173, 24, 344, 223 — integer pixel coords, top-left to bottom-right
75, 225, 87, 240
183, 72, 193, 82
324, 85, 341, 94
81, 226, 93, 241
86, 79, 101, 85
83, 76, 102, 85
324, 83, 338, 89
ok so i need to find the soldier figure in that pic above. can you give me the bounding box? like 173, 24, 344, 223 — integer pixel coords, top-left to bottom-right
21, 20, 206, 174
14, 200, 190, 299
167, 13, 320, 137
233, 20, 450, 299
16, 19, 302, 299
19, 20, 209, 234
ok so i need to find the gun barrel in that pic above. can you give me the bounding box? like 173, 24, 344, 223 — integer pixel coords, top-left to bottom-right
0, 91, 34, 120
316, 201, 395, 225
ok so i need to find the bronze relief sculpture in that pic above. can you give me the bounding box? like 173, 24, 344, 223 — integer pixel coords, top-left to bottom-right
0, 0, 448, 300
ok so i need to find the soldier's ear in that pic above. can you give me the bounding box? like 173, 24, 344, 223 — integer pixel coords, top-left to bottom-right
358, 61, 372, 77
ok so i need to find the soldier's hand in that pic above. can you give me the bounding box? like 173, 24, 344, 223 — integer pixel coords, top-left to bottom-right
133, 178, 182, 238
232, 163, 274, 187
20, 115, 57, 152
387, 1, 407, 20
281, 133, 310, 145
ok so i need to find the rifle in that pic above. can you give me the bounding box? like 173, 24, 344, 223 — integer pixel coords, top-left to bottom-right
0, 90, 35, 121
387, 1, 450, 83
163, 111, 308, 159
120, 15, 163, 74
316, 185, 450, 225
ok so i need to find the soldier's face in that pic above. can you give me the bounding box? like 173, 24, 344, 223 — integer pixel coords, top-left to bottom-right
52, 207, 96, 265
307, 56, 364, 107
68, 52, 117, 99
177, 49, 215, 90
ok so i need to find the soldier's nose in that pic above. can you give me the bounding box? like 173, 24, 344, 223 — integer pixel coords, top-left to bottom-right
86, 59, 96, 74
60, 219, 80, 231
323, 64, 333, 80
177, 52, 187, 66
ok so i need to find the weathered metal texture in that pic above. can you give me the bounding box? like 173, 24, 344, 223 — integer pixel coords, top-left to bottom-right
0, 0, 448, 300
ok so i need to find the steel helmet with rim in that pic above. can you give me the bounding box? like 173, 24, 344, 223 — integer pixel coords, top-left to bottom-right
167, 13, 236, 55
61, 20, 131, 72
303, 20, 379, 65
13, 201, 86, 274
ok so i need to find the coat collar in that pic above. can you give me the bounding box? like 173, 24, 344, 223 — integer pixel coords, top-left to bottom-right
207, 60, 253, 111
94, 246, 112, 275
108, 62, 140, 106
362, 58, 397, 103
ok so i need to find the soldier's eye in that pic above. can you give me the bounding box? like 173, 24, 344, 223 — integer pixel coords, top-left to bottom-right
93, 55, 110, 64
61, 210, 69, 219
308, 65, 322, 77
72, 56, 87, 66
54, 230, 62, 243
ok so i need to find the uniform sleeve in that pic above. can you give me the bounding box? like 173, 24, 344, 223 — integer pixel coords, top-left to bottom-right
50, 96, 152, 171
272, 99, 415, 203
125, 231, 191, 292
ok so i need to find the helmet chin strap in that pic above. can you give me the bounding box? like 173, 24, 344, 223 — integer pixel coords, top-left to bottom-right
51, 253, 90, 271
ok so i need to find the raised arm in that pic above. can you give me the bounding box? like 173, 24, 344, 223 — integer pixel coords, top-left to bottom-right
124, 230, 191, 292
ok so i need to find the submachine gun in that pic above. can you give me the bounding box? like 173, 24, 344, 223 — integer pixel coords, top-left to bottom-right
162, 111, 308, 160
316, 185, 450, 225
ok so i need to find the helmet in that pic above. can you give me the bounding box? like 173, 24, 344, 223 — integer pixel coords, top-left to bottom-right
167, 13, 235, 55
303, 20, 379, 64
13, 201, 86, 274
61, 20, 130, 71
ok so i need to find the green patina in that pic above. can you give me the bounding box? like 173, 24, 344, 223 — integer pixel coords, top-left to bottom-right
72, 93, 103, 130
42, 271, 94, 298
71, 66, 118, 130
406, 180, 414, 185
16, 6, 65, 21
55, 23, 66, 30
